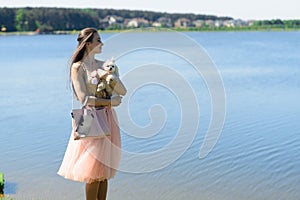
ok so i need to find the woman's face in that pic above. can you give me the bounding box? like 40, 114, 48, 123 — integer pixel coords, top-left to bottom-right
87, 32, 103, 54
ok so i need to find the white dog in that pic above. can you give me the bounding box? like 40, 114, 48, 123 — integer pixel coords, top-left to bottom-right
96, 58, 120, 98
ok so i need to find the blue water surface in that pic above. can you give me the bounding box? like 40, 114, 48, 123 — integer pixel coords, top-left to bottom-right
0, 31, 299, 200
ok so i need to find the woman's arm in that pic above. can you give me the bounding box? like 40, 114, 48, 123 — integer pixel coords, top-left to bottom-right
86, 95, 122, 107
71, 62, 88, 104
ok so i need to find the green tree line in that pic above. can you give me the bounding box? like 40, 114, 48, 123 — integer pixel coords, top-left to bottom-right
0, 7, 299, 32
252, 19, 300, 29
0, 7, 231, 32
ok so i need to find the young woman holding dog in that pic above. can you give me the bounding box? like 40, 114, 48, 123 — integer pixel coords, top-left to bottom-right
58, 27, 126, 200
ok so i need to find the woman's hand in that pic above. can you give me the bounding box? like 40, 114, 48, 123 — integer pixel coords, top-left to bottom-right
110, 95, 122, 107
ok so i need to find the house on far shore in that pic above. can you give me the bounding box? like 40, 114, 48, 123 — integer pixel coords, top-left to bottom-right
204, 20, 215, 28
214, 20, 224, 27
126, 18, 150, 28
101, 15, 124, 29
248, 20, 256, 26
155, 17, 172, 27
233, 19, 249, 27
192, 20, 205, 28
152, 22, 162, 27
174, 18, 192, 28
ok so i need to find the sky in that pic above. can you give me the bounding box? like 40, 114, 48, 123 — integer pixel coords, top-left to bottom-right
0, 0, 299, 20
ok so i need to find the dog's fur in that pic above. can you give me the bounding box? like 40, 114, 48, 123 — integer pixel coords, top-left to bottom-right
95, 58, 120, 99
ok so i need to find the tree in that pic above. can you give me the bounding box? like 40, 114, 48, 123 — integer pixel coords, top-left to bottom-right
15, 8, 24, 31
0, 7, 16, 31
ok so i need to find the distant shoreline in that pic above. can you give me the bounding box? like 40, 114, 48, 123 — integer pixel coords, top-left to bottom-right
1, 27, 299, 36
1, 7, 299, 35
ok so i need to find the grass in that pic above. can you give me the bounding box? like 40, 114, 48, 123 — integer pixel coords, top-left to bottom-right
0, 196, 14, 200
0, 173, 4, 195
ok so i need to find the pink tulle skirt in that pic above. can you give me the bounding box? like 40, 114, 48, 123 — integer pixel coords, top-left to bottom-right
57, 107, 121, 183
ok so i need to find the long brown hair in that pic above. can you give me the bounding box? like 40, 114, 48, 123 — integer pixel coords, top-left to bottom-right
69, 27, 98, 97
70, 27, 98, 70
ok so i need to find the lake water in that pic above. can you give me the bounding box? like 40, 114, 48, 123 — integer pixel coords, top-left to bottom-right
0, 31, 299, 200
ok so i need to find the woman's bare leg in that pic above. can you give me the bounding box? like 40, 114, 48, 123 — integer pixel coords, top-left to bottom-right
86, 181, 100, 200
97, 179, 108, 200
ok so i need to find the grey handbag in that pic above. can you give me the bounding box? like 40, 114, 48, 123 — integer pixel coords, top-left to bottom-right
71, 107, 111, 140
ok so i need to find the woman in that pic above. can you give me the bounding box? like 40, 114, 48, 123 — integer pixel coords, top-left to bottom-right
58, 27, 126, 200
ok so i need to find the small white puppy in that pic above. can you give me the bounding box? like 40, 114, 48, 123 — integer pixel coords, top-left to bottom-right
96, 58, 120, 98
